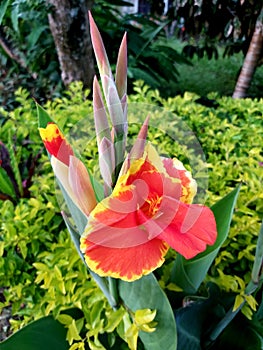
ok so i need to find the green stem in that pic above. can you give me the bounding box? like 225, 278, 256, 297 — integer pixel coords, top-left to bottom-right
205, 279, 260, 349
205, 222, 263, 348
108, 277, 119, 309
205, 303, 243, 348
90, 272, 118, 310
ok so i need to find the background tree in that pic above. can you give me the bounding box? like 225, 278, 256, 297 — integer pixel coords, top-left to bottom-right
172, 0, 263, 96
0, 0, 262, 107
233, 6, 263, 98
47, 0, 95, 88
0, 0, 188, 108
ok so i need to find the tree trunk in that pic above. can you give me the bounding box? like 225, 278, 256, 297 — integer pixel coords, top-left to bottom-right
47, 0, 95, 88
232, 8, 263, 98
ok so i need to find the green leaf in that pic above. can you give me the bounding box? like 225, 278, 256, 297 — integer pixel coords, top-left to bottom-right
251, 220, 263, 283
175, 299, 212, 350
104, 307, 126, 333
171, 185, 241, 293
11, 3, 19, 33
37, 103, 54, 128
1, 316, 68, 350
0, 167, 16, 198
27, 25, 47, 50
119, 274, 177, 350
6, 134, 23, 196
136, 21, 168, 59
0, 0, 10, 26
59, 177, 88, 234
211, 314, 263, 350
62, 212, 85, 258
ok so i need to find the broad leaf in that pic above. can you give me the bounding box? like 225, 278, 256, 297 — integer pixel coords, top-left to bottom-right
1, 316, 68, 350
119, 274, 177, 350
0, 167, 16, 198
210, 314, 263, 350
136, 21, 169, 59
171, 185, 241, 293
175, 300, 211, 350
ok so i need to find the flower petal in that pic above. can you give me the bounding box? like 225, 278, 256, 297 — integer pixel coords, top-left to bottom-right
68, 156, 97, 215
128, 115, 150, 163
39, 122, 73, 165
115, 32, 127, 100
89, 11, 112, 79
93, 76, 112, 143
158, 197, 217, 259
51, 156, 80, 209
98, 137, 116, 188
162, 157, 197, 203
80, 237, 168, 281
80, 160, 169, 281
51, 156, 94, 217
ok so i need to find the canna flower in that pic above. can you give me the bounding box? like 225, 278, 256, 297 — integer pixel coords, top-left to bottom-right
80, 142, 217, 282
39, 121, 97, 217
38, 13, 217, 284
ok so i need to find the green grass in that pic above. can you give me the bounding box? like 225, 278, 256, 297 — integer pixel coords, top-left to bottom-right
173, 42, 263, 98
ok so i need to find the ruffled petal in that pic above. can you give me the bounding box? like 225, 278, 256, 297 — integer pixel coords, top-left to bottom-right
162, 157, 197, 203
158, 196, 217, 259
80, 236, 168, 281
83, 185, 150, 248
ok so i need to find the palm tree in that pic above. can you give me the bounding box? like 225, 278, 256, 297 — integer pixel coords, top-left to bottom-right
232, 7, 263, 99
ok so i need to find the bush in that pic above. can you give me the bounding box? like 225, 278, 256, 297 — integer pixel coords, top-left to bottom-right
0, 83, 262, 347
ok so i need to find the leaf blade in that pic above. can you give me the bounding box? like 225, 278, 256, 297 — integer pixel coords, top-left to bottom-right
119, 274, 177, 350
1, 316, 68, 350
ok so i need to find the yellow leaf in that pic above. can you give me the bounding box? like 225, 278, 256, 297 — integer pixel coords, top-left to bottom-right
245, 295, 258, 311
0, 241, 5, 256
241, 303, 254, 320
33, 262, 49, 271
57, 314, 73, 325
125, 324, 139, 350
139, 323, 157, 333
104, 307, 126, 333
166, 282, 183, 292
87, 339, 105, 350
69, 342, 85, 350
134, 309, 157, 326
54, 265, 63, 280
233, 294, 244, 312
67, 320, 82, 345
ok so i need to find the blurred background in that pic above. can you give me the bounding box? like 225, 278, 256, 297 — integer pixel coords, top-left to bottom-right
0, 0, 262, 110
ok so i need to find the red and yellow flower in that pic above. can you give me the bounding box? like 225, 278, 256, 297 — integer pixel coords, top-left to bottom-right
80, 143, 217, 282
38, 13, 217, 283
39, 122, 97, 216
